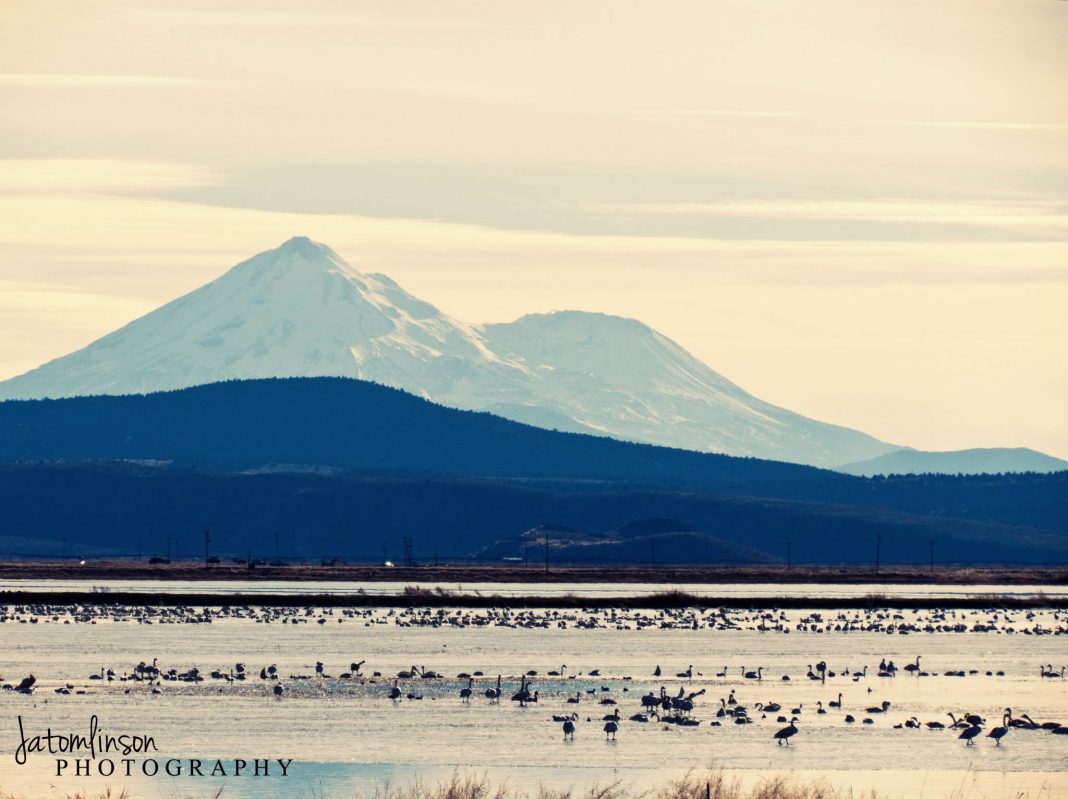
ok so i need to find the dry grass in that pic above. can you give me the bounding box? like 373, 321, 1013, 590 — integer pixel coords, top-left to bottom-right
0, 771, 878, 799
1, 770, 1057, 799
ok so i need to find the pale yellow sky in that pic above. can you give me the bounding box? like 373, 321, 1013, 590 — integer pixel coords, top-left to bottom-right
1, 1, 1066, 456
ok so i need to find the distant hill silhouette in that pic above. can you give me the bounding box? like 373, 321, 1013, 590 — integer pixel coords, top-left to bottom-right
0, 377, 1064, 564
837, 447, 1068, 476
0, 462, 1064, 565
477, 518, 774, 564
0, 377, 830, 488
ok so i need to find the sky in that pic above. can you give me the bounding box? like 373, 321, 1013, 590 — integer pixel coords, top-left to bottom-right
1, 0, 1066, 457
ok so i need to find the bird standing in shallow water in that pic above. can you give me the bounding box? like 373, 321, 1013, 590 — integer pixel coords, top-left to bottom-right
959, 725, 983, 746
774, 718, 799, 745
988, 710, 1011, 745
603, 719, 618, 740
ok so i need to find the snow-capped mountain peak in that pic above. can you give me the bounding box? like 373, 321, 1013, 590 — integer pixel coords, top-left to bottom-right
0, 238, 898, 467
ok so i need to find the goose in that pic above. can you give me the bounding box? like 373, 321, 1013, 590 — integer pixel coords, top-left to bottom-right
1010, 714, 1038, 730
603, 719, 618, 739
925, 720, 945, 730
273, 683, 284, 698
865, 700, 891, 714
829, 693, 843, 709
460, 677, 473, 702
485, 675, 502, 702
988, 711, 1010, 745
676, 665, 693, 679
553, 712, 578, 722
774, 718, 799, 746
562, 718, 576, 740
511, 678, 532, 704
566, 692, 581, 705
959, 725, 983, 746
904, 656, 921, 675
389, 680, 401, 700
744, 667, 763, 680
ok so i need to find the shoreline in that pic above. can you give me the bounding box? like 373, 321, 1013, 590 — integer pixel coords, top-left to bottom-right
1, 588, 1063, 609
1, 560, 1065, 586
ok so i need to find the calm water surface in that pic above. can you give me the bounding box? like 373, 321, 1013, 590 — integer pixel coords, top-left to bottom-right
1, 578, 1064, 599
0, 594, 1065, 798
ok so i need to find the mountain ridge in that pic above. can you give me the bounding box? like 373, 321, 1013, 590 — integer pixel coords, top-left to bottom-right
0, 236, 1056, 471
837, 447, 1068, 476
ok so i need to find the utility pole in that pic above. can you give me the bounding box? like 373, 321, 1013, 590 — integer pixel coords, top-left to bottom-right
874, 532, 881, 576
786, 540, 792, 571
203, 528, 211, 567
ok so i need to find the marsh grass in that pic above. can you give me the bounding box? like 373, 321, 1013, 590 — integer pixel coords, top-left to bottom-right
0, 771, 879, 799
2, 768, 1057, 799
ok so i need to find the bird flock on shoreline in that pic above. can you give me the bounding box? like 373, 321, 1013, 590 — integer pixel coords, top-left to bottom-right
1, 601, 1066, 751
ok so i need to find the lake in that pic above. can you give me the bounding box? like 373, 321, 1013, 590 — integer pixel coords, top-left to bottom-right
0, 588, 1065, 798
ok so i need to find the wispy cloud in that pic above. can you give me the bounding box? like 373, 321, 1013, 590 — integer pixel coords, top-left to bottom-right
0, 160, 223, 194
622, 109, 799, 119
886, 119, 1068, 132
0, 73, 197, 88
589, 199, 1068, 236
